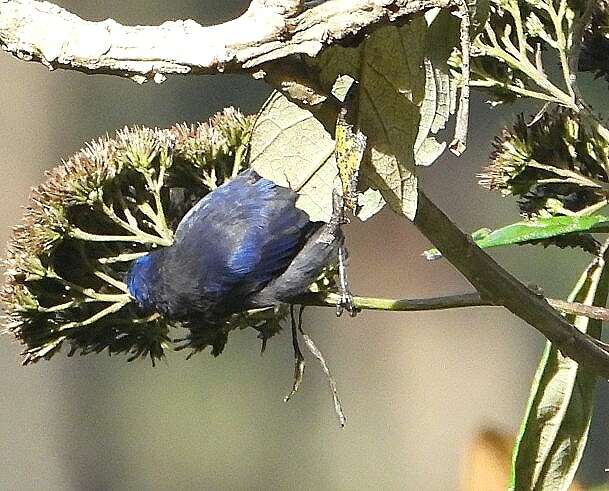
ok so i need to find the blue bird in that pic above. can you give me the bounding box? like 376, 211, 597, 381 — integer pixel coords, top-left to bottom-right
126, 169, 351, 322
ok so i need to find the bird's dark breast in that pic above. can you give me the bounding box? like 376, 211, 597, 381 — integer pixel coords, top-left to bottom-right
147, 242, 232, 321
152, 222, 322, 321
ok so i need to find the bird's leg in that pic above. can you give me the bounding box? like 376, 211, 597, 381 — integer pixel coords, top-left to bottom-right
331, 191, 357, 318
332, 80, 363, 317
284, 305, 305, 402
336, 244, 356, 317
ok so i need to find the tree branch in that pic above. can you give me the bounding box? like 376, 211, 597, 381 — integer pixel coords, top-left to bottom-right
413, 190, 609, 379
0, 0, 454, 84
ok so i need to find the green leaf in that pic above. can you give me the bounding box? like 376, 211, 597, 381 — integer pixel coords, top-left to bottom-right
510, 243, 609, 490
424, 215, 609, 259
250, 11, 461, 221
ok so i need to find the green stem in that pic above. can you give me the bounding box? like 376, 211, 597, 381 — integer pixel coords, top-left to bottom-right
574, 199, 609, 217
97, 252, 148, 264
479, 19, 576, 109
38, 300, 82, 313
485, 44, 575, 108
469, 79, 563, 104
37, 297, 112, 313
112, 187, 140, 229
527, 161, 609, 189
233, 144, 246, 177
100, 201, 143, 237
137, 201, 173, 242
304, 292, 486, 311
147, 167, 171, 239
47, 271, 132, 303
300, 291, 609, 321
69, 227, 172, 247
93, 270, 130, 293
505, 0, 527, 57
546, 0, 575, 99
57, 301, 129, 332
98, 198, 171, 245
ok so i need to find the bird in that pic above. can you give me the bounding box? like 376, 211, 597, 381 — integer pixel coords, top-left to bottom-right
126, 169, 352, 323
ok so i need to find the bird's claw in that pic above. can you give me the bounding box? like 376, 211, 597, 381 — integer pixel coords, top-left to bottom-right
336, 289, 357, 317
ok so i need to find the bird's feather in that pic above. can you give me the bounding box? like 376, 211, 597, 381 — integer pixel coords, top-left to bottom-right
128, 169, 320, 320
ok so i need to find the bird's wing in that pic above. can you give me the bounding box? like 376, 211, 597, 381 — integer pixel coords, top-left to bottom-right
173, 170, 313, 300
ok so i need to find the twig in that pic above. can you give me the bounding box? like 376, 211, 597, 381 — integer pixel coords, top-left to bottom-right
299, 291, 609, 322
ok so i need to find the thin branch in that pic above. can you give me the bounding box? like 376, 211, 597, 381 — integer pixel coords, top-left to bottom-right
299, 291, 488, 311
413, 190, 609, 378
0, 0, 455, 84
299, 291, 609, 322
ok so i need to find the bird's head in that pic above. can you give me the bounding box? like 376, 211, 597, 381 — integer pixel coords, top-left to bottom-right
126, 253, 158, 310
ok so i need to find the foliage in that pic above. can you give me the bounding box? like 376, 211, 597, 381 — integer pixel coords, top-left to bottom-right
511, 247, 609, 490
250, 10, 460, 222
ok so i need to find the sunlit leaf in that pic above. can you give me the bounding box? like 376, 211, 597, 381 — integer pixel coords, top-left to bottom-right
250, 11, 461, 221
424, 215, 609, 259
312, 13, 458, 219
249, 91, 339, 222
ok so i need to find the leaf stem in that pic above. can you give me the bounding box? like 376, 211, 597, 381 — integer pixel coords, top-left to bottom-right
546, 0, 576, 99
93, 270, 130, 293
47, 271, 132, 303
484, 44, 575, 108
469, 79, 563, 104
97, 252, 148, 264
507, 0, 528, 56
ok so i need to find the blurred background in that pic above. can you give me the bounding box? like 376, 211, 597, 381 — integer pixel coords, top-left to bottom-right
1, 1, 608, 489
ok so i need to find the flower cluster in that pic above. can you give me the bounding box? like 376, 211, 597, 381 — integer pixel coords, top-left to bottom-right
481, 109, 609, 218
2, 108, 336, 365
478, 108, 609, 253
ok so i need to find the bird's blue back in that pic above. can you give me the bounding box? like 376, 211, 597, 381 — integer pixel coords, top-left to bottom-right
127, 169, 315, 319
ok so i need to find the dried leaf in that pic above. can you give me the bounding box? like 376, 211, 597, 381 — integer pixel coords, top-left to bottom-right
250, 12, 460, 221
249, 91, 338, 222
